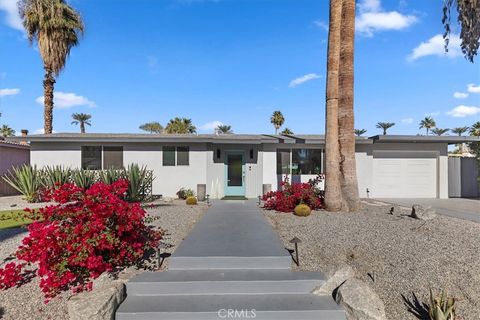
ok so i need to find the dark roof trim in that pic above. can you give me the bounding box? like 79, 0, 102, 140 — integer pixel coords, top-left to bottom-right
370, 135, 480, 144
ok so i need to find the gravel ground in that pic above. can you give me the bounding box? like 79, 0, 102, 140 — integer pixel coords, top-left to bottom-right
0, 196, 54, 211
0, 200, 208, 320
264, 201, 480, 320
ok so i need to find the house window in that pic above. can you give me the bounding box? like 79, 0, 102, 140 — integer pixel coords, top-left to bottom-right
292, 149, 322, 175
276, 149, 291, 174
177, 147, 190, 166
163, 147, 176, 166
103, 146, 123, 169
81, 146, 102, 170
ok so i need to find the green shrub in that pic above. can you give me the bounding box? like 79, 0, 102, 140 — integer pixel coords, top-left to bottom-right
40, 166, 71, 190
99, 168, 121, 185
2, 165, 41, 203
428, 288, 456, 320
122, 164, 153, 202
71, 169, 97, 190
294, 204, 312, 217
186, 196, 197, 205
176, 188, 195, 199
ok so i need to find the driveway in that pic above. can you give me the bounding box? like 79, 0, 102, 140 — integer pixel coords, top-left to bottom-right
376, 198, 480, 223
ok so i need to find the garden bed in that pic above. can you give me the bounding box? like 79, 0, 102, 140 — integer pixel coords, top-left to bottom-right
264, 202, 480, 320
0, 200, 208, 320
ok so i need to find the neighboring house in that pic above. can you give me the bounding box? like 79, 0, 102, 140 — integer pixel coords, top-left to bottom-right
0, 139, 30, 196
10, 133, 480, 199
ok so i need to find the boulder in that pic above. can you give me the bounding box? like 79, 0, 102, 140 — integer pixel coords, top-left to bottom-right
411, 204, 436, 220
68, 281, 126, 320
311, 265, 355, 295
335, 278, 387, 320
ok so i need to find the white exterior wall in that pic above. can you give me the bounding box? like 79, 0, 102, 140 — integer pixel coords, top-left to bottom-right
261, 144, 278, 192
31, 142, 81, 168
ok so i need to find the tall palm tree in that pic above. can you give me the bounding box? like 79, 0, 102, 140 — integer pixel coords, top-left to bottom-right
71, 113, 91, 133
431, 128, 449, 136
376, 122, 395, 135
20, 0, 84, 134
419, 116, 436, 135
165, 117, 196, 134
469, 121, 480, 136
354, 129, 367, 136
139, 122, 163, 134
216, 124, 233, 134
280, 128, 293, 135
0, 125, 15, 137
270, 111, 285, 134
451, 126, 469, 136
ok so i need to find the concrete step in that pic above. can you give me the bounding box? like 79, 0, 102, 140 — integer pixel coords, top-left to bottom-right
169, 256, 291, 270
116, 294, 346, 320
127, 270, 326, 296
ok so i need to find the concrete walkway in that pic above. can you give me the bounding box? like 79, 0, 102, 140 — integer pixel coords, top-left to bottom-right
377, 198, 480, 223
117, 200, 345, 320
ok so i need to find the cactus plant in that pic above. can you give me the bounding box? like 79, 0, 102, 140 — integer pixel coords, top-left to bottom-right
294, 204, 312, 217
428, 288, 456, 320
41, 166, 72, 189
2, 165, 41, 203
71, 169, 97, 190
186, 196, 197, 205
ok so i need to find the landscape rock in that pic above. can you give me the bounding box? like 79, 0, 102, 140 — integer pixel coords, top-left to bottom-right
311, 265, 355, 295
67, 281, 126, 320
335, 278, 387, 320
411, 204, 437, 220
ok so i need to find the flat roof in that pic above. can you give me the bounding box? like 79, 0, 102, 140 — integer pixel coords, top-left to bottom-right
6, 133, 479, 145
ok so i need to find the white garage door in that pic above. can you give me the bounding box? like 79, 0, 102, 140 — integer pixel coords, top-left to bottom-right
372, 152, 437, 198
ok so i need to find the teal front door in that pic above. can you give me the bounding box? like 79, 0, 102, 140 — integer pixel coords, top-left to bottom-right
225, 151, 246, 197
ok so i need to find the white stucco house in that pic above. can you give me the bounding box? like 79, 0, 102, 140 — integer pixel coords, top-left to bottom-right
11, 133, 480, 199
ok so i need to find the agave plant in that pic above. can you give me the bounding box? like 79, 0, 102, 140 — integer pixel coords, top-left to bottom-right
71, 169, 97, 190
98, 168, 121, 185
2, 165, 41, 202
428, 288, 456, 320
122, 164, 154, 202
40, 166, 71, 190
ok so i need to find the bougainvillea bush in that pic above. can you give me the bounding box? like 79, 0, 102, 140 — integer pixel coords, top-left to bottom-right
262, 176, 324, 212
0, 180, 162, 301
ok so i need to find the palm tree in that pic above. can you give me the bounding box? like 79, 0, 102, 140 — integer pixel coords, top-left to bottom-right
165, 117, 196, 134
451, 126, 469, 136
139, 122, 163, 134
419, 116, 436, 135
0, 125, 15, 137
469, 121, 480, 136
20, 0, 84, 134
71, 113, 91, 133
280, 128, 294, 135
354, 129, 367, 136
431, 128, 449, 136
270, 111, 285, 134
376, 122, 395, 135
324, 0, 344, 211
216, 124, 233, 134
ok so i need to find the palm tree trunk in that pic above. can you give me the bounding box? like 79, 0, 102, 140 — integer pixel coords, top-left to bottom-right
43, 69, 55, 134
338, 0, 360, 212
383, 128, 387, 135
324, 0, 343, 211
80, 122, 85, 133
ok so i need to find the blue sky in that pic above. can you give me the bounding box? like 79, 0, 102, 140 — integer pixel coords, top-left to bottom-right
0, 0, 478, 135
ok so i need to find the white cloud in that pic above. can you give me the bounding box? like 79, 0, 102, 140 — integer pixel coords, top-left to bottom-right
34, 128, 57, 134
356, 0, 417, 36
200, 120, 223, 132
313, 20, 328, 31
408, 34, 461, 61
401, 117, 414, 124
35, 91, 96, 109
0, 0, 23, 31
0, 88, 20, 97
453, 92, 469, 99
467, 83, 480, 93
446, 105, 480, 117
289, 73, 321, 88
425, 111, 440, 117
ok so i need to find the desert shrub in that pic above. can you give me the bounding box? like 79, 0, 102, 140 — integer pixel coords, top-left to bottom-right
0, 180, 162, 300
186, 196, 197, 205
262, 176, 323, 212
177, 188, 195, 200
122, 164, 153, 202
2, 165, 42, 203
294, 204, 312, 216
71, 168, 97, 190
98, 168, 122, 185
40, 166, 72, 190
428, 288, 456, 320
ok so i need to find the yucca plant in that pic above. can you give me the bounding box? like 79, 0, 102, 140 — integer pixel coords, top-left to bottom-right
71, 169, 97, 190
428, 288, 456, 320
98, 168, 121, 185
122, 164, 153, 202
2, 165, 41, 202
40, 166, 71, 190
